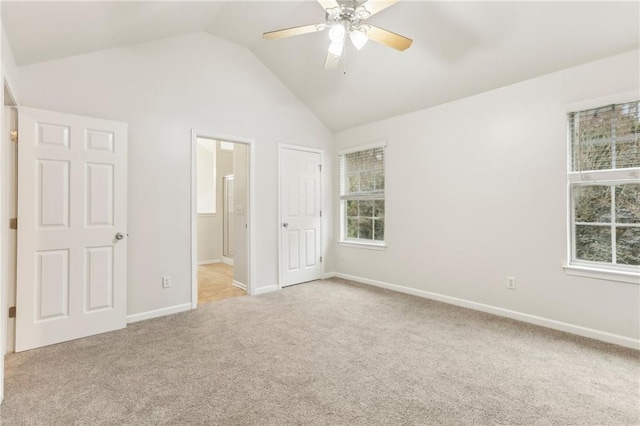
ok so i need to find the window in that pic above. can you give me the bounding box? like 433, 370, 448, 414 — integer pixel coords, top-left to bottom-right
196, 137, 216, 214
568, 100, 639, 277
339, 143, 386, 246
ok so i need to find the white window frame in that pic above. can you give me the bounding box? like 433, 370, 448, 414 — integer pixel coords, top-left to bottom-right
563, 93, 640, 284
339, 141, 387, 249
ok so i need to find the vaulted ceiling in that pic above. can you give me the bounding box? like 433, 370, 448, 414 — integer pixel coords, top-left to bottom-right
3, 1, 639, 131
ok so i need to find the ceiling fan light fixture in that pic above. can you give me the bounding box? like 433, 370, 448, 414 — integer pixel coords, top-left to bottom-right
329, 22, 346, 43
355, 7, 371, 20
263, 0, 412, 70
328, 41, 344, 56
349, 28, 368, 50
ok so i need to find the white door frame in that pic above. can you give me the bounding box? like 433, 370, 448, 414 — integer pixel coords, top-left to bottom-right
1, 77, 19, 402
2, 103, 16, 357
190, 129, 255, 308
277, 143, 324, 289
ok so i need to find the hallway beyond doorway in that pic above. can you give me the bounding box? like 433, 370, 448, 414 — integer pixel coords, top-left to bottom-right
198, 263, 245, 304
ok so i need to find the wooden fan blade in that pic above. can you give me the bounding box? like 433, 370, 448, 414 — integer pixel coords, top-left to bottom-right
317, 0, 339, 11
359, 0, 399, 17
263, 23, 326, 40
324, 42, 344, 69
366, 25, 412, 51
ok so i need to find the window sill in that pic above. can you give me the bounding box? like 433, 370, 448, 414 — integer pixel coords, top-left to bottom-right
563, 265, 639, 284
339, 241, 387, 251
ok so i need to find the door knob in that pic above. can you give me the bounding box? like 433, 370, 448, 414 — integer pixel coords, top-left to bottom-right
282, 222, 289, 228
115, 232, 125, 240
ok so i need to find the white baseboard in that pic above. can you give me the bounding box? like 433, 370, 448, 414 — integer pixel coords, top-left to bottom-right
322, 272, 336, 279
253, 285, 278, 295
222, 256, 234, 266
127, 303, 192, 324
328, 272, 639, 350
198, 259, 221, 266
232, 280, 247, 291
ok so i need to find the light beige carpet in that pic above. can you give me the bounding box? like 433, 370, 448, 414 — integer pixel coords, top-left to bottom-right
1, 278, 638, 425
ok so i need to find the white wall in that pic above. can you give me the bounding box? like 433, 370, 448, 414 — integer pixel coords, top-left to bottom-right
333, 50, 640, 342
196, 138, 216, 215
196, 215, 217, 263
2, 27, 19, 105
16, 32, 333, 316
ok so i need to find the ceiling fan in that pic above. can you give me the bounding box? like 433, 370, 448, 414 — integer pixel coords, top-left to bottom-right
263, 0, 412, 70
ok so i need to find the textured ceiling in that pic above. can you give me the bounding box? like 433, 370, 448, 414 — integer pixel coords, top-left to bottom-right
3, 1, 639, 131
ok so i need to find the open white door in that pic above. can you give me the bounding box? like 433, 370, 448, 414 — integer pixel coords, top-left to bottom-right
280, 147, 322, 287
16, 107, 127, 352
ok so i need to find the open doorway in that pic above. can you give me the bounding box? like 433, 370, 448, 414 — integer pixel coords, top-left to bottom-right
192, 133, 252, 306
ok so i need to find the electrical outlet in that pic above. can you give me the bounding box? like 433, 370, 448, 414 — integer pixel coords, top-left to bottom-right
506, 276, 516, 290
162, 276, 171, 288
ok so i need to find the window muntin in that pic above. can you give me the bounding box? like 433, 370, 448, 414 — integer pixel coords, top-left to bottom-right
568, 100, 640, 272
340, 146, 385, 245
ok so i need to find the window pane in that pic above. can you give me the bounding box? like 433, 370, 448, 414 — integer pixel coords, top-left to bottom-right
347, 173, 360, 193
374, 172, 385, 191
575, 225, 611, 262
342, 147, 385, 196
575, 142, 612, 171
374, 219, 384, 241
574, 106, 614, 171
359, 200, 373, 217
574, 185, 611, 223
360, 171, 374, 192
616, 142, 640, 169
358, 218, 373, 240
570, 102, 640, 171
374, 200, 385, 218
616, 227, 640, 265
614, 102, 639, 169
615, 184, 640, 224
615, 102, 639, 137
346, 200, 358, 217
372, 148, 384, 170
340, 146, 385, 243
347, 218, 358, 238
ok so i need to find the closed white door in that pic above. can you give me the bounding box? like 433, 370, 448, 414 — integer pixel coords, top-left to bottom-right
16, 107, 127, 352
280, 147, 322, 287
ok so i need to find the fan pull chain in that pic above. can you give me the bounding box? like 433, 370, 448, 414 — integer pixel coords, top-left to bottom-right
343, 44, 348, 75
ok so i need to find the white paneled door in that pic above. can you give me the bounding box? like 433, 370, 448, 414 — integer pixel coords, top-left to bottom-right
280, 147, 322, 287
16, 107, 127, 352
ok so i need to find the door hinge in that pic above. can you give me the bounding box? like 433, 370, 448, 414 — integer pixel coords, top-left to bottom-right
319, 164, 322, 172
319, 210, 322, 217
320, 256, 323, 262
10, 130, 17, 143
8, 306, 16, 318
9, 218, 17, 230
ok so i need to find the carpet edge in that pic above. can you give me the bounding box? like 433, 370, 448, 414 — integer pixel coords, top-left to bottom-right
325, 272, 640, 350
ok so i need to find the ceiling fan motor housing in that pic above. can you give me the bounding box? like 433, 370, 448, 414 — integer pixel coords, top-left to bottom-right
326, 1, 371, 34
